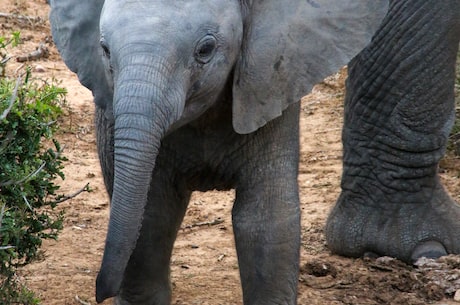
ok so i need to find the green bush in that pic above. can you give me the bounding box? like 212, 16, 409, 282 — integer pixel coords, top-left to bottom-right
0, 32, 67, 304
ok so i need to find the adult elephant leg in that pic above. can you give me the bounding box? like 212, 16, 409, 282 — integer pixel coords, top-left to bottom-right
326, 0, 460, 262
233, 103, 301, 305
114, 164, 191, 305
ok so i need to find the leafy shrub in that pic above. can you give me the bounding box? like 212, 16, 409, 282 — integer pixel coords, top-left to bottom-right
0, 32, 67, 304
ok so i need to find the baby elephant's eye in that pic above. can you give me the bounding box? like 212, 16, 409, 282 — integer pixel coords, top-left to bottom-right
194, 35, 217, 64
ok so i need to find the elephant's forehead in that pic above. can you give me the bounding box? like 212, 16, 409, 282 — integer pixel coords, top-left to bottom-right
100, 0, 243, 52
100, 0, 241, 33
102, 0, 239, 17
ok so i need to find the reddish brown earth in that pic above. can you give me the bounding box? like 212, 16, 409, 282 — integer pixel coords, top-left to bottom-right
1, 1, 460, 304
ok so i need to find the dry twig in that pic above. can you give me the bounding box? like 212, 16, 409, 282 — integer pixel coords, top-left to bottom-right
181, 217, 224, 230
16, 43, 49, 62
0, 12, 45, 27
49, 183, 91, 205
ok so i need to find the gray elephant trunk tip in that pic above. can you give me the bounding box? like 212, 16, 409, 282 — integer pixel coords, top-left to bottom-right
95, 273, 117, 303
96, 271, 121, 303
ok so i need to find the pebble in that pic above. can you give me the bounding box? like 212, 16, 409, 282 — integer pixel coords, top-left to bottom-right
34, 64, 46, 73
454, 289, 460, 302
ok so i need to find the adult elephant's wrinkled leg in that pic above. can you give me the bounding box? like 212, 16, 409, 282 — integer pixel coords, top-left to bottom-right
233, 103, 301, 305
326, 0, 460, 263
115, 166, 191, 305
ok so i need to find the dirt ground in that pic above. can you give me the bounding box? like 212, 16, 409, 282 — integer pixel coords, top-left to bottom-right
1, 1, 460, 304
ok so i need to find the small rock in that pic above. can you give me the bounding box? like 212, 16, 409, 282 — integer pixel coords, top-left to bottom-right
34, 64, 46, 73
375, 256, 396, 264
454, 289, 460, 302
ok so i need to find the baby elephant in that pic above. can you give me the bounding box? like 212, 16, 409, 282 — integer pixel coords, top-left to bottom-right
49, 0, 460, 304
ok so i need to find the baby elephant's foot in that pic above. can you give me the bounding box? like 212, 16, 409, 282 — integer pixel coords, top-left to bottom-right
113, 289, 170, 305
326, 185, 460, 263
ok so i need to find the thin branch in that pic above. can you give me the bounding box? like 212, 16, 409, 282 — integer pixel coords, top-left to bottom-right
22, 194, 33, 211
16, 43, 49, 62
0, 201, 6, 233
0, 12, 45, 25
1, 55, 11, 65
49, 183, 91, 205
14, 63, 25, 75
181, 217, 224, 230
0, 246, 15, 250
43, 120, 57, 127
0, 77, 20, 120
0, 162, 46, 187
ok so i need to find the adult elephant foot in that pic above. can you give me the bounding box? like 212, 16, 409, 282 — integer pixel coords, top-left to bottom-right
325, 0, 460, 264
326, 183, 460, 263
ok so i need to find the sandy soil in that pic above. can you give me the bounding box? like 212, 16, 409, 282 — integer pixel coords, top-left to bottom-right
1, 1, 460, 304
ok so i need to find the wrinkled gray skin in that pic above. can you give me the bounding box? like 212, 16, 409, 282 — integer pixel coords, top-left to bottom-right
326, 1, 460, 263
48, 0, 460, 304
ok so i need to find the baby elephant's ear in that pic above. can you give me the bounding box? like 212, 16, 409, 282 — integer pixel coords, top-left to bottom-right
49, 0, 112, 109
233, 0, 389, 134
